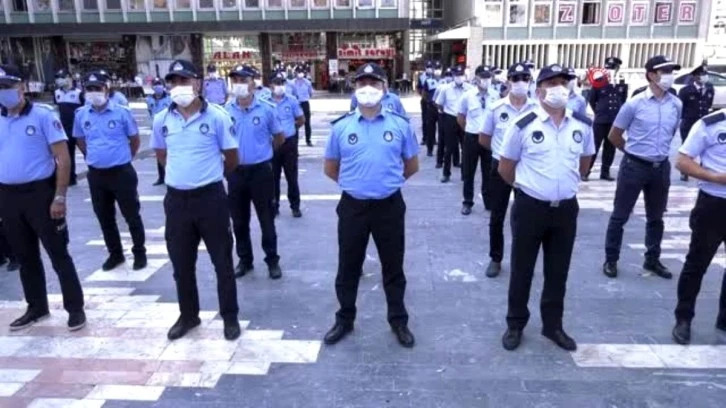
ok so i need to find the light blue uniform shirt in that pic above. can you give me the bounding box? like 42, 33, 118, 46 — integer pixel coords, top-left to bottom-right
436, 82, 472, 116
203, 78, 227, 105
264, 93, 303, 138
482, 97, 540, 160
567, 92, 588, 117
500, 108, 596, 201
292, 78, 313, 103
150, 100, 237, 190
457, 86, 500, 134
146, 93, 172, 116
679, 110, 726, 198
350, 91, 407, 116
613, 87, 683, 162
0, 102, 67, 184
324, 108, 419, 200
73, 102, 139, 168
85, 91, 128, 107
225, 96, 283, 165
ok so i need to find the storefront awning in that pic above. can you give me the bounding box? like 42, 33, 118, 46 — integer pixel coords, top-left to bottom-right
426, 26, 471, 42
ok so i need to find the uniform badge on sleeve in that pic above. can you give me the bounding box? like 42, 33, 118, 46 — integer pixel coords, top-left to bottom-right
383, 131, 394, 142
253, 117, 260, 125
500, 112, 509, 122
199, 123, 210, 134
348, 133, 358, 145
230, 126, 235, 136
532, 131, 544, 144
718, 133, 726, 144
84, 121, 91, 130
53, 120, 62, 131
284, 106, 291, 112
388, 103, 394, 110
108, 120, 116, 129
572, 130, 583, 143
25, 125, 36, 136
162, 125, 169, 137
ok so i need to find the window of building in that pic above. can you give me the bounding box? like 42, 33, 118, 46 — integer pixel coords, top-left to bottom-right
13, 0, 27, 11
267, 0, 282, 8
557, 0, 577, 25
335, 0, 351, 7
605, 1, 625, 25
224, 0, 239, 8
153, 0, 168, 8
312, 0, 328, 7
507, 0, 527, 26
106, 0, 121, 9
653, 1, 673, 24
379, 0, 396, 7
176, 0, 191, 8
581, 0, 601, 25
244, 0, 260, 7
630, 0, 649, 25
33, 0, 51, 11
197, 0, 214, 8
82, 0, 98, 10
482, 0, 503, 27
533, 0, 552, 25
357, 0, 373, 7
289, 0, 307, 8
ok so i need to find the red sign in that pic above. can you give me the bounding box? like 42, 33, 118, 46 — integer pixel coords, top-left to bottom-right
654, 1, 672, 23
607, 2, 625, 24
557, 3, 575, 24
337, 47, 396, 59
678, 1, 696, 23
277, 51, 324, 60
630, 1, 649, 24
211, 51, 253, 60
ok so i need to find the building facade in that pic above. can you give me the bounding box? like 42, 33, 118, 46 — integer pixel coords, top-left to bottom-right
433, 0, 710, 72
0, 0, 411, 88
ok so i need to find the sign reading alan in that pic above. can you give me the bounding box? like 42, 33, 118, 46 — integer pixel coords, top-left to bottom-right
211, 51, 257, 60
337, 47, 397, 59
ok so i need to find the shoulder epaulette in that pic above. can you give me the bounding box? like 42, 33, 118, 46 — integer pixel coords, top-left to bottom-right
34, 103, 54, 111
515, 112, 537, 129
702, 111, 726, 126
631, 86, 646, 97
385, 109, 410, 122
668, 88, 677, 96
571, 111, 593, 126
489, 98, 507, 110
259, 98, 276, 108
331, 111, 355, 125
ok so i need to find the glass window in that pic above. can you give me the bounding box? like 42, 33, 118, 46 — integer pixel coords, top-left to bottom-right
83, 0, 98, 10
289, 0, 307, 8
605, 1, 625, 25
198, 0, 214, 8
223, 0, 238, 8
653, 1, 673, 24
482, 0, 503, 27
267, 0, 282, 7
709, 73, 726, 86
58, 0, 74, 10
507, 0, 527, 26
357, 0, 372, 7
12, 0, 27, 11
106, 0, 121, 9
244, 0, 260, 7
557, 0, 577, 25
153, 0, 168, 8
176, 0, 191, 8
34, 0, 51, 11
312, 0, 328, 7
533, 1, 552, 25
335, 0, 350, 7
379, 0, 395, 7
581, 1, 601, 25
630, 1, 649, 25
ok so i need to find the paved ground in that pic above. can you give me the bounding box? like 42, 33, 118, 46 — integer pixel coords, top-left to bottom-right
1, 96, 725, 407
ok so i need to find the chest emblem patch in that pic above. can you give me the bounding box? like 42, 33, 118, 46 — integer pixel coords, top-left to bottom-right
83, 121, 91, 130
26, 125, 36, 136
572, 130, 583, 143
500, 112, 509, 122
108, 120, 116, 129
532, 131, 544, 144
383, 131, 394, 142
162, 125, 169, 136
718, 133, 726, 144
53, 120, 62, 131
229, 126, 235, 136
253, 117, 260, 125
348, 133, 358, 145
199, 123, 209, 134
285, 106, 291, 113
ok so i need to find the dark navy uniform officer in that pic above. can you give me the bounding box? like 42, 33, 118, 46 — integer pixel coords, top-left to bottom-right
671, 110, 726, 344
418, 61, 433, 145
421, 61, 442, 157
0, 64, 86, 332
497, 64, 595, 352
677, 64, 714, 181
53, 68, 84, 186
604, 55, 683, 280
147, 77, 172, 186
73, 71, 147, 272
225, 65, 285, 280
150, 59, 241, 341
322, 63, 419, 348
266, 72, 305, 218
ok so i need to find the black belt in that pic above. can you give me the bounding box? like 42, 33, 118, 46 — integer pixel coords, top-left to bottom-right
88, 163, 132, 172
167, 181, 223, 197
625, 153, 667, 168
515, 190, 576, 208
0, 176, 54, 192
342, 189, 401, 203
238, 160, 271, 169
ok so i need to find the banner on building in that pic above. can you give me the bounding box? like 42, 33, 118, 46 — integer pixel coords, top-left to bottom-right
606, 1, 625, 25
557, 2, 576, 25
654, 1, 673, 24
678, 1, 696, 24
630, 1, 649, 25
337, 47, 396, 59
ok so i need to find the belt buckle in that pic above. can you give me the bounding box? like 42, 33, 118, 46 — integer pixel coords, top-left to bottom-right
550, 200, 560, 208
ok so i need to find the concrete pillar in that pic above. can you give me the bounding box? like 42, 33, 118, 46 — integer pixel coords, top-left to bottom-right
259, 33, 272, 85
546, 43, 558, 65
402, 29, 411, 78
190, 34, 204, 71
466, 27, 483, 70
620, 43, 631, 69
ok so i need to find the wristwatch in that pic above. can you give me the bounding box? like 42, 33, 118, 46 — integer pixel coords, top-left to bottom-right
53, 195, 66, 204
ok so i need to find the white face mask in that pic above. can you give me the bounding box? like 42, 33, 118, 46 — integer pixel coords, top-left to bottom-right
272, 85, 285, 96
433, 69, 442, 77
657, 73, 675, 90
254, 79, 262, 88
699, 75, 709, 84
231, 83, 251, 99
86, 92, 107, 107
55, 78, 68, 88
297, 73, 305, 79
170, 85, 196, 107
454, 76, 465, 85
509, 81, 529, 97
542, 85, 569, 109
425, 68, 433, 74
209, 73, 218, 79
478, 78, 492, 89
355, 85, 384, 108
567, 79, 577, 91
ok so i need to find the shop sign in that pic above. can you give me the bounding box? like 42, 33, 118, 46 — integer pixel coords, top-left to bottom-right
606, 2, 625, 25
337, 47, 396, 59
654, 1, 673, 24
630, 1, 649, 25
557, 2, 576, 25
211, 51, 255, 60
678, 1, 696, 24
277, 51, 326, 60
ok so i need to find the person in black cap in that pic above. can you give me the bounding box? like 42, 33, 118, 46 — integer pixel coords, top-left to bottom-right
0, 64, 86, 332
292, 65, 314, 146
322, 62, 419, 348
203, 64, 227, 105
150, 59, 241, 341
53, 68, 84, 186
146, 77, 172, 185
677, 64, 714, 181
497, 64, 595, 352
587, 56, 628, 181
603, 55, 683, 280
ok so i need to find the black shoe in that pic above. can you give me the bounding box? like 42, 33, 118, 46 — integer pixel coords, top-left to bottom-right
223, 320, 241, 341
292, 208, 302, 218
323, 322, 353, 345
68, 311, 86, 331
69, 179, 78, 186
542, 328, 577, 351
600, 174, 615, 181
102, 254, 126, 271
7, 261, 19, 272
268, 263, 282, 280
581, 175, 589, 182
274, 207, 280, 217
153, 179, 164, 186
603, 261, 618, 278
167, 316, 202, 341
453, 163, 461, 168
680, 173, 689, 182
502, 328, 522, 351
391, 325, 415, 348
235, 262, 253, 278
426, 151, 433, 157
9, 310, 50, 331
306, 141, 313, 147
486, 261, 501, 278
716, 315, 726, 332
440, 176, 450, 183
435, 163, 443, 169
132, 255, 147, 271
461, 205, 472, 215
672, 320, 691, 345
643, 260, 673, 279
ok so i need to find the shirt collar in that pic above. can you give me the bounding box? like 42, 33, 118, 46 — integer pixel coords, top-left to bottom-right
534, 106, 569, 124
89, 100, 117, 114
1, 99, 33, 117
232, 95, 261, 111
644, 86, 672, 101
355, 106, 387, 121
168, 97, 209, 113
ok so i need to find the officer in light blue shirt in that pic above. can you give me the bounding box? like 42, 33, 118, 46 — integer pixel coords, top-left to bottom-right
54, 68, 84, 186
265, 72, 305, 218
671, 109, 726, 344
322, 62, 419, 349
292, 66, 314, 146
225, 64, 285, 281
566, 68, 587, 116
0, 64, 86, 332
150, 59, 241, 342
83, 70, 128, 107
202, 64, 227, 105
73, 70, 146, 273
603, 55, 683, 280
146, 77, 172, 185
350, 82, 407, 116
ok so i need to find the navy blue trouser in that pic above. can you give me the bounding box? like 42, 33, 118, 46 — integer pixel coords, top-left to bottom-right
604, 155, 670, 263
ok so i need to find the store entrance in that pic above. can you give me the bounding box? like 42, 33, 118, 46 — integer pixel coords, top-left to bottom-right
335, 59, 394, 93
